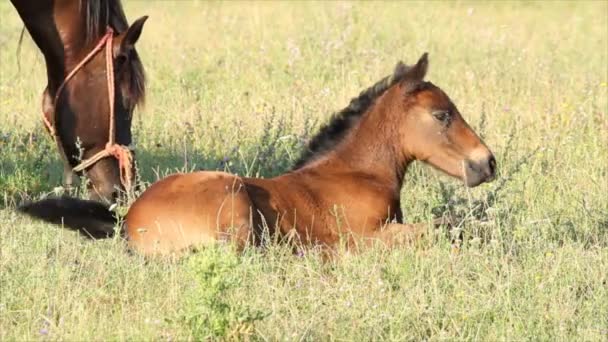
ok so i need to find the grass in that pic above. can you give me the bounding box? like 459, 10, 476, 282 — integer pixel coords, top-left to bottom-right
1, 1, 607, 340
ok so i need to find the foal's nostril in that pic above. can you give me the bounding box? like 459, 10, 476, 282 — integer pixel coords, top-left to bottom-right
488, 155, 497, 176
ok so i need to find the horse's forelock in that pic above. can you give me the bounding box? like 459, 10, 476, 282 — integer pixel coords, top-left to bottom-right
84, 0, 145, 109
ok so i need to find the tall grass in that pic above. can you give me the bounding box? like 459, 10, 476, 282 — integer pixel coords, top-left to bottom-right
1, 1, 607, 340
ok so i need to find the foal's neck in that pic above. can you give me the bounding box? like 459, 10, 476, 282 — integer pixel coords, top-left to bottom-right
312, 86, 412, 195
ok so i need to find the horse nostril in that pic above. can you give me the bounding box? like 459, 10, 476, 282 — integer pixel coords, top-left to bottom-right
488, 155, 497, 176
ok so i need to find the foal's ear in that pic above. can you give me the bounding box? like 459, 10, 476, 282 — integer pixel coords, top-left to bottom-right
118, 15, 149, 55
400, 53, 429, 93
406, 53, 429, 82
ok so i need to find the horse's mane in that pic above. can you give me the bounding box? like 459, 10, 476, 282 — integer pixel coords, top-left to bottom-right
84, 0, 128, 41
83, 0, 145, 108
292, 62, 411, 170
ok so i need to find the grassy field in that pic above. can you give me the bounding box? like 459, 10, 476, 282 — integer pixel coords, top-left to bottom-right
1, 1, 607, 340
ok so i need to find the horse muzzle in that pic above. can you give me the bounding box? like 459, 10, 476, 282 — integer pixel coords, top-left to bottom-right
464, 154, 496, 187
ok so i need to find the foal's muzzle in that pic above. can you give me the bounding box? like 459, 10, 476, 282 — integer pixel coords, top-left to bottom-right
464, 154, 497, 187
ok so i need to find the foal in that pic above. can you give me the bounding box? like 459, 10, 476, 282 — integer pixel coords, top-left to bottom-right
21, 53, 496, 255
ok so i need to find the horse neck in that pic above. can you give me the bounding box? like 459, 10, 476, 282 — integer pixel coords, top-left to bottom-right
309, 86, 412, 194
12, 0, 102, 95
11, 0, 65, 93
53, 2, 97, 72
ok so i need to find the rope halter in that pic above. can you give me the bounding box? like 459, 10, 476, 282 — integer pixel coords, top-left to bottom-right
43, 26, 134, 192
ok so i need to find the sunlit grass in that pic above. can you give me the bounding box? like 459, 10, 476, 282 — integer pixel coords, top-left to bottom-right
1, 1, 607, 340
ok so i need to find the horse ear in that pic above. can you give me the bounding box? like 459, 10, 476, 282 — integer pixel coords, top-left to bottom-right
119, 15, 148, 54
406, 52, 428, 81
400, 53, 429, 93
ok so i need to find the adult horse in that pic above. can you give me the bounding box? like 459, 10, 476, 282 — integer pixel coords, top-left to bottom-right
10, 0, 147, 202
20, 53, 497, 254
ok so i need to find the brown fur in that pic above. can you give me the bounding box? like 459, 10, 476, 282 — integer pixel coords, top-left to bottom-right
20, 53, 497, 256
125, 53, 496, 255
293, 61, 410, 169
10, 0, 147, 202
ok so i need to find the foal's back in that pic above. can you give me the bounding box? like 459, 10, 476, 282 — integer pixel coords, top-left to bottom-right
125, 171, 254, 254
125, 169, 400, 255
247, 169, 402, 243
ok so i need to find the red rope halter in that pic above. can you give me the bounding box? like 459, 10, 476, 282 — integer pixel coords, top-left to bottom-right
43, 27, 133, 192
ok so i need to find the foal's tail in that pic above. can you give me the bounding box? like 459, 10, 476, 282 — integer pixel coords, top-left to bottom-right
18, 196, 121, 239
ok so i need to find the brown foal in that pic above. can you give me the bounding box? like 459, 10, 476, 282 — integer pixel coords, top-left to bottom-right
20, 53, 496, 255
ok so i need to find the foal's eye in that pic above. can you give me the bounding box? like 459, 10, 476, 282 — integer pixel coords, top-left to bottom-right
432, 111, 451, 124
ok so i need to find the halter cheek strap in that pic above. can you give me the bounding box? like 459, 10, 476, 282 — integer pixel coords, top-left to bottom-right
43, 26, 133, 193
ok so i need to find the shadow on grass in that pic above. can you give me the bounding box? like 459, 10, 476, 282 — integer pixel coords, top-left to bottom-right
0, 130, 298, 209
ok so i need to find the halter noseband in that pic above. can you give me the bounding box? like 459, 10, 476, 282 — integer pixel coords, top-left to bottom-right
43, 26, 133, 193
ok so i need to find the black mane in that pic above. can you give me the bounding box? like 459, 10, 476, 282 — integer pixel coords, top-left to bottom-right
84, 0, 145, 108
292, 62, 410, 170
84, 0, 128, 43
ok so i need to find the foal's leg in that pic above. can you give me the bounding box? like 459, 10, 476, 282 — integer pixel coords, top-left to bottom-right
371, 217, 453, 248
372, 223, 429, 248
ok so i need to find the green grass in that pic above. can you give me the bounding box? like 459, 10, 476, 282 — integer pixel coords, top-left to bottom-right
1, 1, 607, 340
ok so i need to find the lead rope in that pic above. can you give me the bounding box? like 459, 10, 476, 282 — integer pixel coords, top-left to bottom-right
43, 26, 133, 194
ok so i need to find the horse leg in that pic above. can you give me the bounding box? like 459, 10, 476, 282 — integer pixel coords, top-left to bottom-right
42, 87, 78, 191
370, 223, 429, 248
369, 217, 452, 248
41, 87, 54, 136
62, 162, 78, 191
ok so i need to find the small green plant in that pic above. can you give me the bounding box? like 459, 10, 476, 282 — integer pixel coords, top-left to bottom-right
181, 245, 267, 340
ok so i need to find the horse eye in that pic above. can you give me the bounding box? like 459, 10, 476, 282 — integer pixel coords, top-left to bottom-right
115, 53, 128, 67
432, 111, 451, 124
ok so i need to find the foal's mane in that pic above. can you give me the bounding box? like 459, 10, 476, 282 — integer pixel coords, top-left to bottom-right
82, 0, 145, 108
292, 62, 411, 170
